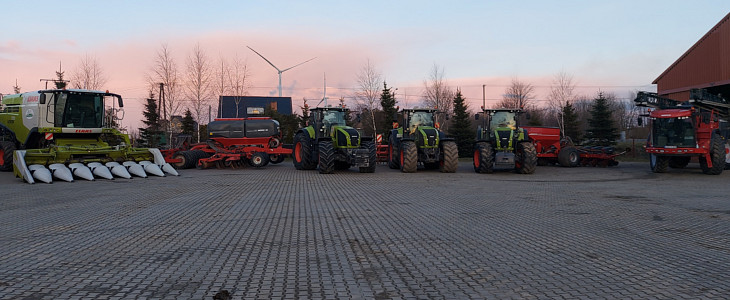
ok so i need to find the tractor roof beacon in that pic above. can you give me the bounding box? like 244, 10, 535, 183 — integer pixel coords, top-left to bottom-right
473, 108, 537, 174
634, 88, 730, 174
388, 108, 458, 173
0, 89, 178, 184
292, 107, 376, 174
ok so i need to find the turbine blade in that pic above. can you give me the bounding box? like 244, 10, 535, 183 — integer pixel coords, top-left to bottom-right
247, 46, 281, 72
281, 57, 317, 73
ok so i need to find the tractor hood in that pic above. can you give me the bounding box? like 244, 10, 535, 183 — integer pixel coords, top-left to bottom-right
650, 109, 692, 119
331, 125, 361, 148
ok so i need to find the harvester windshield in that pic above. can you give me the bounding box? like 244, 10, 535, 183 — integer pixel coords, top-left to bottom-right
44, 91, 120, 128
489, 111, 516, 130
652, 117, 695, 147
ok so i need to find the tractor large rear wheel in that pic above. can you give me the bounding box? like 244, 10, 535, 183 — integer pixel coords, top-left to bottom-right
439, 141, 458, 173
359, 141, 377, 173
650, 154, 669, 173
318, 141, 335, 174
0, 141, 15, 172
293, 132, 316, 170
473, 142, 493, 174
400, 141, 417, 173
388, 136, 400, 169
700, 134, 724, 175
515, 141, 537, 174
558, 146, 580, 167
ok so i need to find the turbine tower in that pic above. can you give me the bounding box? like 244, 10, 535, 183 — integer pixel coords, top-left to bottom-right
247, 46, 316, 97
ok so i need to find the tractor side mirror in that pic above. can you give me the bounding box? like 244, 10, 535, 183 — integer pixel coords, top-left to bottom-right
637, 117, 643, 126
474, 113, 480, 120
39, 93, 46, 104
117, 96, 124, 108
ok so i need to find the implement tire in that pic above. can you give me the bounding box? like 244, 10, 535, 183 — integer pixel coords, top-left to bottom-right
0, 141, 15, 172
172, 151, 196, 169
515, 141, 537, 174
650, 154, 669, 173
439, 141, 458, 173
318, 140, 335, 174
388, 136, 400, 169
249, 152, 270, 168
293, 132, 316, 170
359, 141, 376, 173
400, 141, 417, 173
558, 146, 580, 167
473, 142, 493, 174
269, 154, 286, 164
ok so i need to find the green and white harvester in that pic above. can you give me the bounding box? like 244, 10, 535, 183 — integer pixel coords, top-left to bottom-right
0, 89, 178, 183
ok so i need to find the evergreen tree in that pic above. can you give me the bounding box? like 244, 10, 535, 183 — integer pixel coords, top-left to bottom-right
137, 95, 162, 147
181, 109, 197, 141
448, 89, 474, 157
561, 101, 581, 143
526, 109, 543, 126
54, 63, 68, 89
585, 93, 619, 146
379, 81, 397, 140
264, 104, 300, 144
299, 98, 310, 127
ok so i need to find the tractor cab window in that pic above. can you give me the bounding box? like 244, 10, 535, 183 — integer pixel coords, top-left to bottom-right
489, 111, 516, 129
409, 111, 434, 129
54, 93, 104, 128
653, 117, 695, 147
322, 110, 345, 128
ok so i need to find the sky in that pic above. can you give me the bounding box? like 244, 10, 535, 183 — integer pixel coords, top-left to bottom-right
2, 1, 730, 131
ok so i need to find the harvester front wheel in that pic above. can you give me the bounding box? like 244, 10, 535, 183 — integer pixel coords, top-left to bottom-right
318, 141, 335, 174
558, 146, 580, 167
473, 142, 493, 174
388, 136, 400, 169
700, 134, 725, 175
293, 132, 316, 170
0, 141, 16, 172
515, 141, 537, 174
650, 154, 669, 173
359, 141, 376, 173
439, 141, 458, 173
249, 152, 270, 168
400, 141, 417, 173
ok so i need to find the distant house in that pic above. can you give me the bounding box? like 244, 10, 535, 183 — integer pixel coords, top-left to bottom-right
217, 96, 293, 118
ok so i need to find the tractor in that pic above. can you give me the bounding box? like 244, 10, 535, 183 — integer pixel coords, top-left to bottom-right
292, 107, 376, 173
635, 89, 730, 174
0, 89, 178, 184
473, 108, 537, 174
387, 108, 458, 173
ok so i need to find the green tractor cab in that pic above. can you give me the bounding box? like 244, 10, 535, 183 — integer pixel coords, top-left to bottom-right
473, 108, 537, 174
292, 107, 376, 174
388, 108, 458, 173
0, 89, 178, 183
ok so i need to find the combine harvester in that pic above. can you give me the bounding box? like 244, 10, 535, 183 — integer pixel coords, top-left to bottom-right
165, 117, 291, 169
634, 88, 730, 174
0, 89, 178, 184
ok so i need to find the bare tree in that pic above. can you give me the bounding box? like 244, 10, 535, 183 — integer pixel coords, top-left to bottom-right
148, 44, 181, 120
547, 71, 577, 136
423, 63, 454, 129
71, 54, 107, 90
229, 54, 252, 118
213, 55, 231, 118
184, 43, 213, 139
495, 78, 535, 109
355, 59, 382, 136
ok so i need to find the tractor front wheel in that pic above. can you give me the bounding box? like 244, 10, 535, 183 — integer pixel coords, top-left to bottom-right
359, 141, 376, 173
473, 142, 493, 174
439, 141, 458, 173
318, 141, 335, 174
400, 141, 417, 173
293, 132, 316, 170
515, 141, 537, 174
0, 141, 16, 172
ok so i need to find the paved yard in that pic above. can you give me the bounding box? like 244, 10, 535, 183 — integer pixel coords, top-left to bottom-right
1, 161, 729, 299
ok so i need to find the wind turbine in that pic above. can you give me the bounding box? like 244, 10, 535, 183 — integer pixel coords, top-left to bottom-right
247, 46, 316, 97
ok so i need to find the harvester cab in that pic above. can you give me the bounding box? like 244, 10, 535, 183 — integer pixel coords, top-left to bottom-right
292, 107, 376, 174
635, 89, 729, 174
387, 108, 458, 173
0, 89, 178, 183
473, 108, 537, 174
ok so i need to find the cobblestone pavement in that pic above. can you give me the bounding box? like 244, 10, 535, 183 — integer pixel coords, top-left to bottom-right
1, 161, 729, 299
